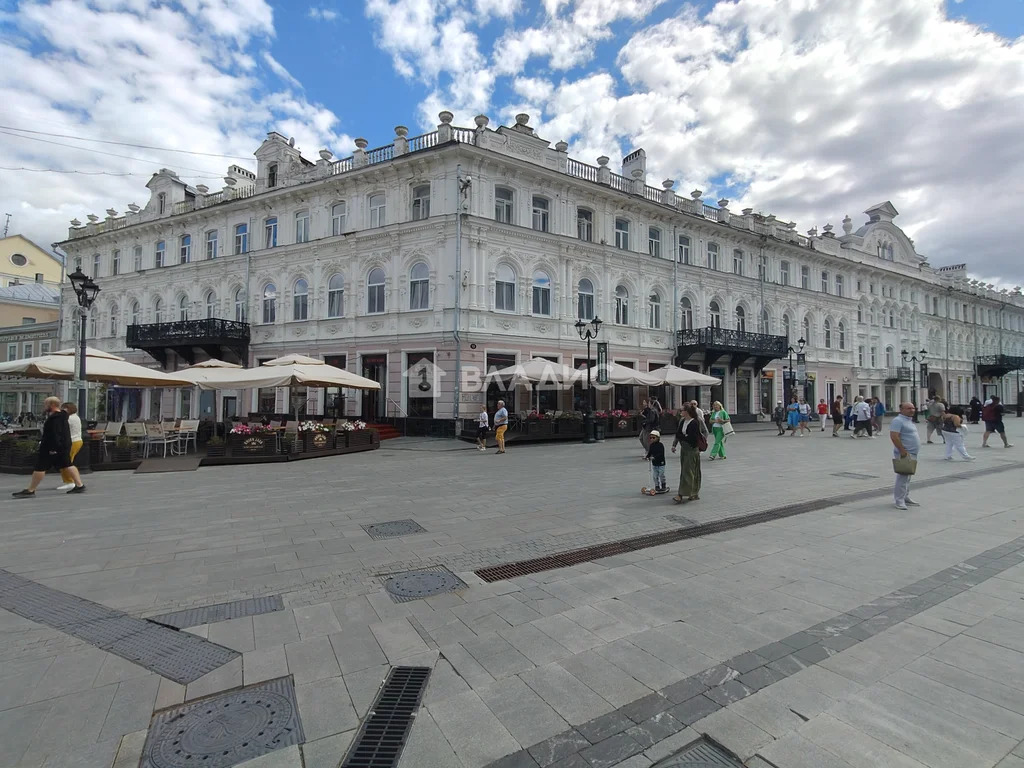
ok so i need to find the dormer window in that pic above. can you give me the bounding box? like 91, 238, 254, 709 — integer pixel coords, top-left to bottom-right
157, 193, 166, 214
268, 163, 278, 188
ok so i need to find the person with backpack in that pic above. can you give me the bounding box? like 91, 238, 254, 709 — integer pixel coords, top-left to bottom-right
982, 396, 1013, 448
671, 403, 703, 504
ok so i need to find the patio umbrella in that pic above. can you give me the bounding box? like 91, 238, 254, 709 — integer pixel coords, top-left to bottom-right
187, 358, 242, 369
648, 365, 721, 387
576, 362, 661, 387
484, 358, 581, 412
0, 347, 193, 387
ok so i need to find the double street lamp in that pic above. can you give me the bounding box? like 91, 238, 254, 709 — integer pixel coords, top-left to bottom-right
67, 268, 101, 417
574, 316, 603, 444
785, 336, 806, 403
901, 348, 927, 423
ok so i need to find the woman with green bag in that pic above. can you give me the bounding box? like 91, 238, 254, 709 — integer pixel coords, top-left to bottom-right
709, 400, 731, 460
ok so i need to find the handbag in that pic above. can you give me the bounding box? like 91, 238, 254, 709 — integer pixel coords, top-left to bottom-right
696, 433, 708, 452
892, 456, 918, 475
722, 422, 735, 437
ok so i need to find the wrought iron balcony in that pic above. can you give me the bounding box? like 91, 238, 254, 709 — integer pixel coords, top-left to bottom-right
975, 354, 1024, 378
126, 318, 250, 368
885, 367, 913, 382
676, 326, 788, 371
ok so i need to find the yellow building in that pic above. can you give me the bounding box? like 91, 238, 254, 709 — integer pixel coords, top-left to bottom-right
0, 234, 64, 288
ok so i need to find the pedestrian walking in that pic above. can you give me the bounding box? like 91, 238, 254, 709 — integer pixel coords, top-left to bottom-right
12, 396, 86, 498
494, 400, 508, 454
852, 396, 873, 438
638, 399, 661, 456
773, 400, 786, 435
831, 396, 844, 437
926, 397, 946, 444
968, 396, 982, 424
671, 403, 702, 503
709, 400, 731, 460
56, 402, 83, 490
689, 400, 710, 442
890, 402, 920, 510
982, 396, 1014, 448
942, 408, 975, 461
843, 401, 855, 431
476, 405, 489, 451
642, 430, 668, 494
816, 399, 828, 431
786, 396, 800, 436
872, 398, 886, 434
798, 399, 811, 435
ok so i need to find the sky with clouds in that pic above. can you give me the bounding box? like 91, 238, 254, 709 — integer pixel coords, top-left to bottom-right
1, 0, 1022, 283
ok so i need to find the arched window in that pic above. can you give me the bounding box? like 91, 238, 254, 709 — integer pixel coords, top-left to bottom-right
293, 279, 308, 320
367, 268, 386, 314
735, 305, 746, 332
153, 298, 163, 324
577, 208, 594, 241
267, 163, 278, 188
205, 290, 217, 319
130, 301, 140, 326
759, 309, 770, 334
495, 265, 515, 311
327, 275, 344, 317
837, 321, 846, 349
531, 196, 549, 232
179, 234, 191, 264
888, 309, 895, 328
495, 187, 514, 224
264, 217, 278, 248
615, 286, 629, 324
234, 289, 246, 322
648, 293, 661, 329
369, 193, 386, 228
295, 210, 310, 243
109, 304, 119, 337
707, 242, 720, 270
680, 297, 693, 330
178, 295, 189, 321
709, 300, 721, 328
410, 262, 429, 310
331, 202, 347, 236
782, 313, 791, 340
824, 318, 832, 348
803, 314, 812, 345
577, 278, 594, 320
614, 218, 629, 250
411, 185, 430, 221
532, 271, 551, 315
262, 284, 277, 324
885, 346, 895, 367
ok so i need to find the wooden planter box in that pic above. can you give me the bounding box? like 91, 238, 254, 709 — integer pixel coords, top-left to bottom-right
347, 429, 374, 447
526, 419, 553, 435
111, 445, 138, 463
301, 431, 336, 452
206, 443, 226, 458
227, 433, 278, 457
556, 420, 583, 436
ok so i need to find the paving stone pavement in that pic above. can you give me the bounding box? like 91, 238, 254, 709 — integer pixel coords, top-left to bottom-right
1, 424, 1024, 767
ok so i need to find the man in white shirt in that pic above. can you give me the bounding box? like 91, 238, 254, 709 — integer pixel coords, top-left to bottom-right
476, 406, 489, 452
852, 396, 874, 438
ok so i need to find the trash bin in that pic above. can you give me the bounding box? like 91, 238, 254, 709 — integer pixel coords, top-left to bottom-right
594, 423, 606, 441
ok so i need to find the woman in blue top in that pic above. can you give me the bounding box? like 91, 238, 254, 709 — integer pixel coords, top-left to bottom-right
786, 396, 801, 435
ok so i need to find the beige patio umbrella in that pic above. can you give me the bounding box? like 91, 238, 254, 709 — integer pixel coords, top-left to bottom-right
0, 347, 193, 387
576, 362, 661, 387
648, 365, 721, 387
484, 358, 581, 412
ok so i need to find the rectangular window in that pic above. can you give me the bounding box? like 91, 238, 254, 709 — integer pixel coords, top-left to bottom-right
180, 234, 191, 264
93, 252, 100, 275
332, 202, 347, 235
531, 196, 549, 232
264, 217, 278, 248
22, 317, 35, 325
821, 271, 829, 293
858, 345, 865, 367
154, 241, 165, 268
801, 265, 809, 289
857, 280, 863, 292
23, 342, 33, 358
111, 249, 120, 276
295, 211, 310, 243
40, 341, 50, 355
577, 209, 593, 241
6, 344, 16, 361
835, 275, 843, 297
870, 282, 876, 294
369, 194, 386, 228
495, 188, 513, 224
133, 246, 143, 271
649, 227, 661, 258
932, 297, 939, 315
411, 186, 430, 221
733, 250, 743, 276
614, 219, 630, 250
678, 235, 691, 264
367, 283, 385, 314
234, 223, 248, 254
870, 347, 877, 367
495, 280, 515, 311
707, 242, 719, 270
780, 260, 790, 285
206, 230, 218, 259
532, 283, 551, 315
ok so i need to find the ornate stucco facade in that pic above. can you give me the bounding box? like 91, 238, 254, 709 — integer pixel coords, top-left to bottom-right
57, 112, 1024, 422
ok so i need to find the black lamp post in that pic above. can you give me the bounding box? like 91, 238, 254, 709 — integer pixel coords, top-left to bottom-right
67, 268, 101, 417
785, 337, 806, 403
575, 316, 603, 444
901, 348, 927, 423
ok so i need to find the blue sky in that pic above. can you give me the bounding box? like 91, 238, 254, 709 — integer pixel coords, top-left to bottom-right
1, 0, 1023, 282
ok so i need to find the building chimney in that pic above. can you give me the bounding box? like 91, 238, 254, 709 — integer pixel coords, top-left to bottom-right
621, 149, 646, 183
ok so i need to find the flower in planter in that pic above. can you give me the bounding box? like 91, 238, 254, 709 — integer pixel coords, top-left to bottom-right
230, 423, 274, 435
297, 420, 330, 433
610, 409, 630, 419
337, 420, 368, 432
593, 410, 609, 419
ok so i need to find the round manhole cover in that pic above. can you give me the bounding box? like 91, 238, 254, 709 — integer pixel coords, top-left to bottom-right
385, 570, 462, 599
148, 690, 296, 767
368, 521, 422, 538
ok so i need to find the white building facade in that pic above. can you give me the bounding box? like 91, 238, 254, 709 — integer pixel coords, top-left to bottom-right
58, 112, 1024, 424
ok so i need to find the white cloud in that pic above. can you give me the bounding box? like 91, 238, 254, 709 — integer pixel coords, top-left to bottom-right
0, 0, 350, 249
308, 7, 339, 21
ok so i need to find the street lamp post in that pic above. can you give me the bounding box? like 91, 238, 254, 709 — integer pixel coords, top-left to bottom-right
575, 316, 603, 444
785, 337, 806, 403
67, 268, 100, 418
901, 348, 927, 423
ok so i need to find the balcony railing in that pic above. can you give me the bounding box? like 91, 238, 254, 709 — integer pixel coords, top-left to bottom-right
885, 367, 913, 382
676, 327, 788, 357
975, 354, 1024, 377
127, 318, 250, 348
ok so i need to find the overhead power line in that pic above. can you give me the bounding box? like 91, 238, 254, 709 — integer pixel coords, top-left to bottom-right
0, 125, 252, 161
0, 166, 224, 178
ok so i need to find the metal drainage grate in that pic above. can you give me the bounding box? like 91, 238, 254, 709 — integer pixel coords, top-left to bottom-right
342, 666, 431, 768
831, 471, 879, 479
383, 567, 467, 603
474, 462, 1024, 583
141, 675, 304, 768
653, 736, 744, 767
148, 596, 285, 630
362, 520, 427, 540
0, 568, 239, 684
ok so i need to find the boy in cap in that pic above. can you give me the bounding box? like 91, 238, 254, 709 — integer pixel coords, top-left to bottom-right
642, 430, 668, 495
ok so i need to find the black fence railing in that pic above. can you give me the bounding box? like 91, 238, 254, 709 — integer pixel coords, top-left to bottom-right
676, 327, 788, 357
975, 354, 1024, 377
885, 367, 913, 382
127, 318, 250, 347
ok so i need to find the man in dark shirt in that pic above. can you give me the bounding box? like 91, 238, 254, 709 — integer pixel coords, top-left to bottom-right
982, 396, 1013, 448
12, 396, 86, 498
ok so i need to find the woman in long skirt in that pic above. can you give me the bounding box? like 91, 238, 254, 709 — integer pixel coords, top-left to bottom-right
671, 403, 702, 503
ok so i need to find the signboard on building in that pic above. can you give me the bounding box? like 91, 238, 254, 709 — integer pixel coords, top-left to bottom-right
596, 342, 609, 385
796, 353, 806, 383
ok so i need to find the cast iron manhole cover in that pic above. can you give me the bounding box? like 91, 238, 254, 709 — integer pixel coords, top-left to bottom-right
141, 676, 304, 768
652, 736, 744, 766
831, 471, 878, 480
383, 567, 467, 603
362, 520, 427, 540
